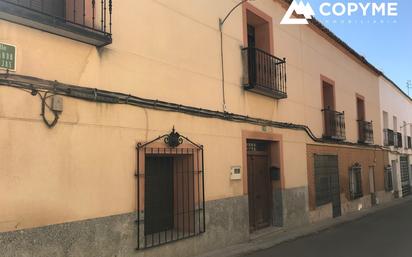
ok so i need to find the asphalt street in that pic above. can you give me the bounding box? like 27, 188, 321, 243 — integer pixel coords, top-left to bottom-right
244, 200, 412, 257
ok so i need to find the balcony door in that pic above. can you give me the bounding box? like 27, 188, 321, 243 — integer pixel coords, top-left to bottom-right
357, 96, 367, 142
356, 97, 366, 121
322, 81, 338, 138
247, 25, 256, 48
246, 9, 271, 53
322, 81, 335, 111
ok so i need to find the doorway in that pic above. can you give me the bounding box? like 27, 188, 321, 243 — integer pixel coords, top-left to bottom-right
322, 81, 337, 138
400, 156, 410, 197
322, 81, 335, 111
391, 160, 399, 198
369, 166, 377, 205
247, 140, 272, 232
356, 97, 366, 121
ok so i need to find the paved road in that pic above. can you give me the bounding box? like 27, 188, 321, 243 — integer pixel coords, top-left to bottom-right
244, 200, 412, 257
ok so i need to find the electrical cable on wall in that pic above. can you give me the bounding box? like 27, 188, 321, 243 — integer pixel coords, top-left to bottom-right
0, 72, 384, 150
38, 91, 60, 128
219, 0, 252, 112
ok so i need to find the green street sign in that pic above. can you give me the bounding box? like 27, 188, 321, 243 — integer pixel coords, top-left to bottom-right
0, 43, 16, 71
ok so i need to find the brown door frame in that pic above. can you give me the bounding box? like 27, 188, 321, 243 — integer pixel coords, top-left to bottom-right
242, 131, 285, 231
321, 75, 336, 111
247, 139, 272, 231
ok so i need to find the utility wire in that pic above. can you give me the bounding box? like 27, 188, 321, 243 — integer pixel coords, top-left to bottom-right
0, 72, 381, 149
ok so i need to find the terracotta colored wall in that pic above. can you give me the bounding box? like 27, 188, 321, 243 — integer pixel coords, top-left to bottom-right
306, 144, 387, 210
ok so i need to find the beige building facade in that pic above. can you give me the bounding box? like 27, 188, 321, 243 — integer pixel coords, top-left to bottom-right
0, 0, 408, 256
379, 76, 412, 199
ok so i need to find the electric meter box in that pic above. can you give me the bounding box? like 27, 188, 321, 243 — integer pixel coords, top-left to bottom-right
230, 166, 242, 180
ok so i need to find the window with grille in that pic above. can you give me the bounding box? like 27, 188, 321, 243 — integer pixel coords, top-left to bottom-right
349, 164, 363, 200
384, 165, 393, 192
314, 155, 339, 207
316, 175, 332, 206
247, 141, 267, 152
136, 129, 205, 249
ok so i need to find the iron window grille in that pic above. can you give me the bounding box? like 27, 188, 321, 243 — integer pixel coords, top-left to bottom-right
315, 175, 332, 206
400, 156, 410, 197
247, 141, 267, 152
349, 163, 363, 200
384, 165, 393, 192
383, 129, 394, 146
136, 128, 205, 250
314, 155, 339, 207
242, 47, 287, 99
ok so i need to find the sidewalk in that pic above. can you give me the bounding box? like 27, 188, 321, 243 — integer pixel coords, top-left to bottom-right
197, 196, 412, 257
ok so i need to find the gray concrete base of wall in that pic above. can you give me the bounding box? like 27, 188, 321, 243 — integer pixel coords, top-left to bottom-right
0, 196, 249, 257
309, 191, 397, 224
281, 186, 310, 228
376, 190, 395, 205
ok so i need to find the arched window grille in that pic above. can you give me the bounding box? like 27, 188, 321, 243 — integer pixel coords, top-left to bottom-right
136, 128, 205, 249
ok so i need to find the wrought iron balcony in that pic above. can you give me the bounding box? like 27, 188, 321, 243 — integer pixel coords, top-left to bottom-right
383, 129, 394, 146
395, 132, 403, 148
242, 47, 287, 99
357, 120, 373, 144
322, 108, 346, 141
0, 0, 112, 46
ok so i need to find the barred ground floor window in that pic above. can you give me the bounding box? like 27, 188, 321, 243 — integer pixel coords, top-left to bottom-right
349, 163, 363, 200
136, 129, 205, 249
384, 165, 393, 192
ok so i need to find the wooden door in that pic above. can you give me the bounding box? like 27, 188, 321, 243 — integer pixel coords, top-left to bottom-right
369, 166, 377, 205
247, 140, 272, 231
356, 97, 366, 121
322, 82, 335, 110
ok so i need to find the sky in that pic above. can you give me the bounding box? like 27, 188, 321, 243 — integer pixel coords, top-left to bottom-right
304, 0, 412, 95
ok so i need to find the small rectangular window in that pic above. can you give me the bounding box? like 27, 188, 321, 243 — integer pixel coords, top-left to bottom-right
349, 164, 363, 200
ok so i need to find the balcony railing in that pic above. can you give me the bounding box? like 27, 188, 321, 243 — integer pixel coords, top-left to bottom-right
242, 47, 287, 99
322, 108, 346, 141
358, 120, 373, 144
395, 132, 403, 148
0, 0, 112, 46
383, 129, 394, 146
